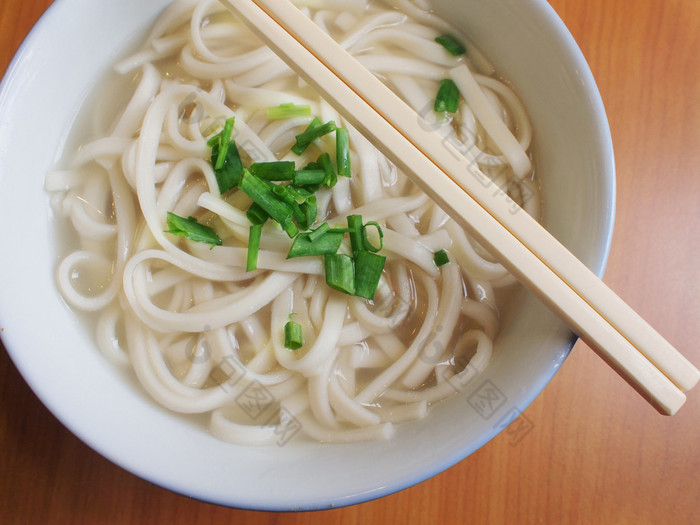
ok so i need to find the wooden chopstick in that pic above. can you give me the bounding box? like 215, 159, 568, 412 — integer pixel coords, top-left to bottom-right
221, 0, 699, 414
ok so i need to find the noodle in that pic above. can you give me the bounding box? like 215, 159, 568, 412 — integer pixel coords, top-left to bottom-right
46, 0, 538, 445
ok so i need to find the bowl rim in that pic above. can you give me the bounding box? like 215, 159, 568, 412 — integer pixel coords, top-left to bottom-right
0, 0, 615, 511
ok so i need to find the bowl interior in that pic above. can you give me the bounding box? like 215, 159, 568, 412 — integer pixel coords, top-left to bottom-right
0, 0, 614, 511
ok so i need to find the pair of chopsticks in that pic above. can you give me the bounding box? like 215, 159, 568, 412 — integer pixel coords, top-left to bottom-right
221, 0, 699, 414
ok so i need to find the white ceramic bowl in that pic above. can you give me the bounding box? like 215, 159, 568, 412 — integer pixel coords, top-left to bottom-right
0, 0, 614, 511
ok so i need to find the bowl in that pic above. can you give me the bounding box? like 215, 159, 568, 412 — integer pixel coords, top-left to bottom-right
0, 0, 614, 511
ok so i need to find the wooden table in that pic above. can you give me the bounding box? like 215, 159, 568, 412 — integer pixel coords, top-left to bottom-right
1, 0, 698, 523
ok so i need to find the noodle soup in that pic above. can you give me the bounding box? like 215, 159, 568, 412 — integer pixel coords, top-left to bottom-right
46, 0, 538, 444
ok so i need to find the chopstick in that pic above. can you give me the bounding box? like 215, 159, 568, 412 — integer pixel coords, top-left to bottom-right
221, 0, 699, 414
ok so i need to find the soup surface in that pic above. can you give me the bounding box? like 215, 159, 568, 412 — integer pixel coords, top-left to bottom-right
46, 0, 538, 444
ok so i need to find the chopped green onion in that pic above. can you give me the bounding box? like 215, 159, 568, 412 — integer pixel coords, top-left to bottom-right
347, 215, 365, 256
291, 117, 320, 155
267, 103, 312, 120
287, 227, 344, 259
285, 184, 313, 203
239, 170, 298, 237
317, 152, 337, 188
279, 217, 299, 238
272, 185, 306, 226
206, 116, 233, 147
210, 139, 243, 193
280, 185, 316, 229
336, 127, 351, 177
353, 250, 386, 300
324, 254, 355, 295
206, 116, 232, 146
434, 249, 450, 267
300, 195, 317, 230
246, 224, 262, 272
291, 118, 337, 155
434, 78, 460, 114
164, 212, 222, 248
214, 117, 235, 170
284, 319, 304, 350
361, 221, 383, 253
293, 169, 326, 186
302, 160, 320, 171
207, 132, 220, 148
294, 179, 322, 195
435, 34, 466, 56
246, 203, 269, 225
308, 222, 330, 242
249, 161, 295, 181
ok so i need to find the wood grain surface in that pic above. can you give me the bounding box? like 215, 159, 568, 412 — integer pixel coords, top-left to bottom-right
1, 0, 698, 523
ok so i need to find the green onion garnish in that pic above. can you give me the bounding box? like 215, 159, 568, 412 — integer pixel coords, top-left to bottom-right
308, 222, 330, 242
285, 184, 313, 204
246, 203, 269, 225
336, 127, 351, 177
246, 224, 262, 272
291, 118, 337, 155
210, 138, 243, 193
291, 117, 320, 153
293, 169, 326, 186
302, 160, 320, 171
435, 34, 466, 56
202, 110, 391, 299
164, 212, 222, 248
434, 78, 460, 114
317, 152, 337, 188
287, 227, 344, 259
279, 217, 299, 238
214, 117, 235, 170
282, 185, 316, 229
353, 250, 386, 300
268, 103, 312, 120
324, 254, 355, 295
249, 161, 295, 181
272, 185, 306, 226
284, 318, 304, 350
239, 170, 298, 237
361, 221, 384, 253
300, 195, 317, 230
206, 133, 220, 148
434, 249, 450, 267
347, 214, 365, 256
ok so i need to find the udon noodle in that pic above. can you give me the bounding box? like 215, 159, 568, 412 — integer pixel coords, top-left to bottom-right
46, 0, 539, 444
